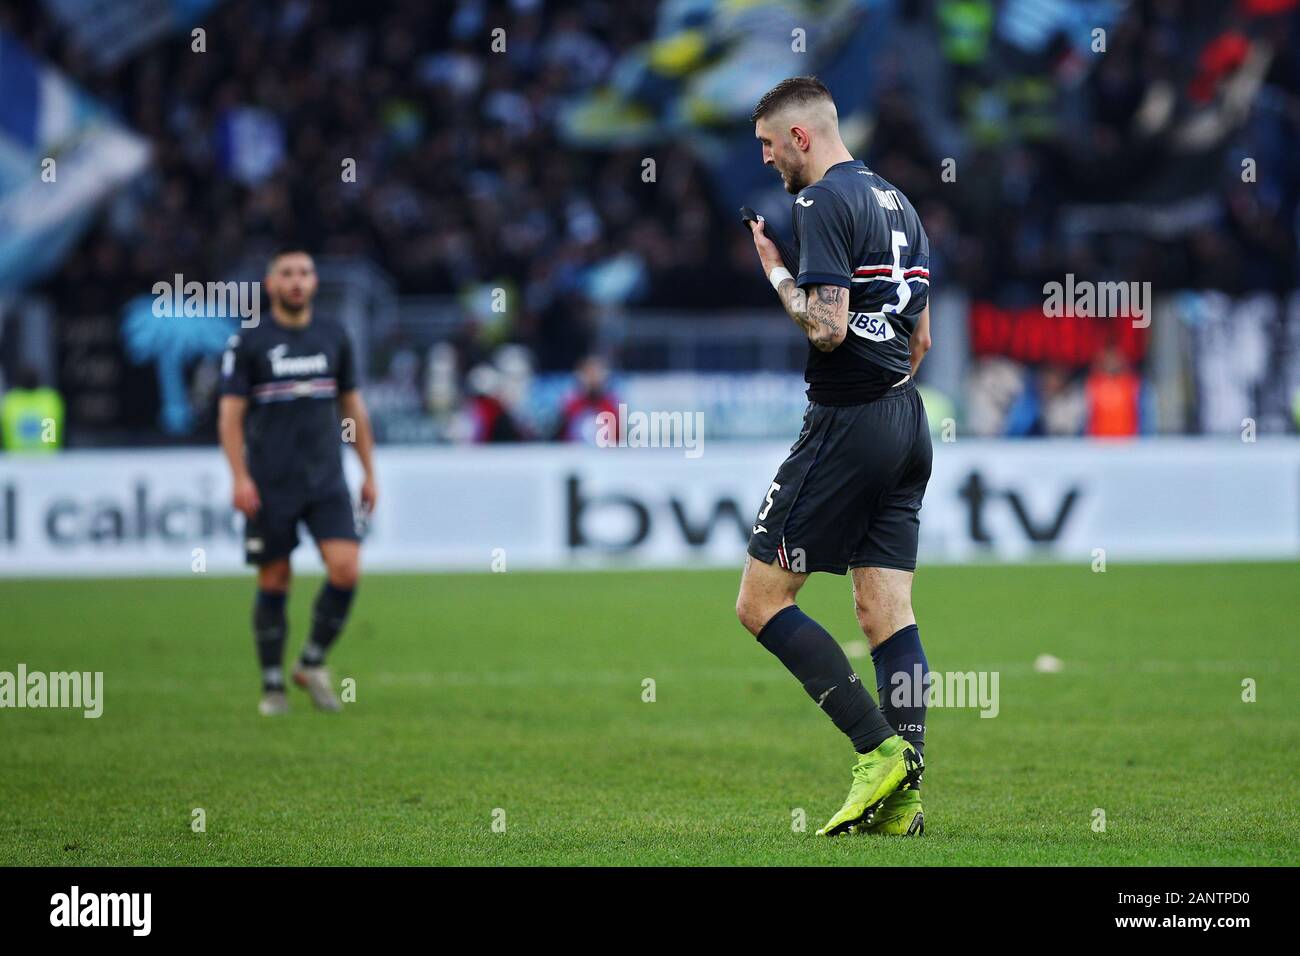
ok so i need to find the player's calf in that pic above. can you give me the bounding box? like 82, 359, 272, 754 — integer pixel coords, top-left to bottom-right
739, 555, 898, 754
292, 542, 357, 712
298, 582, 355, 668
299, 539, 359, 666
853, 567, 929, 789
870, 623, 928, 768
253, 587, 289, 704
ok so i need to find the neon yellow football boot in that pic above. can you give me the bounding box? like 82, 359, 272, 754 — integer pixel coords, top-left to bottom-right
853, 788, 924, 836
816, 735, 921, 837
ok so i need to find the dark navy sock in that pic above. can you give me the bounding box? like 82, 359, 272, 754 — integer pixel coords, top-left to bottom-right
872, 624, 928, 781
300, 583, 355, 666
757, 605, 896, 754
253, 590, 288, 691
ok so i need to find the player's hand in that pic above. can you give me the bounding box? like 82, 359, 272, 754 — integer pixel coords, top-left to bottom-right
750, 218, 783, 276
359, 475, 378, 515
232, 476, 260, 517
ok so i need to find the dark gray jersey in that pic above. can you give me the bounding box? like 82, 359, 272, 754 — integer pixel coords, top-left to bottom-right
219, 316, 358, 497
793, 159, 930, 403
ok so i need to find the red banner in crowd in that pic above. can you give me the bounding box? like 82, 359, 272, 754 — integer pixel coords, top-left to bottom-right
969, 302, 1149, 367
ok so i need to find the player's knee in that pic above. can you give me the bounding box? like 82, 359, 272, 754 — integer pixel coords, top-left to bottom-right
258, 560, 291, 592
857, 607, 893, 644
853, 596, 876, 637
318, 540, 360, 590
856, 595, 913, 643
735, 591, 781, 637
736, 603, 767, 637
735, 593, 758, 635
854, 594, 904, 642
326, 556, 359, 590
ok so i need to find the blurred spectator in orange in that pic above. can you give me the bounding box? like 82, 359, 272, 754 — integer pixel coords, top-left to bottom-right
1085, 346, 1140, 437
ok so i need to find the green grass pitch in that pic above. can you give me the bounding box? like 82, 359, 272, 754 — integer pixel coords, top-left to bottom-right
1, 562, 1297, 866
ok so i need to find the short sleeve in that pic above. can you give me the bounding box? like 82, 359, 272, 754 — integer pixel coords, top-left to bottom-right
219, 334, 253, 397
336, 327, 358, 393
794, 187, 853, 289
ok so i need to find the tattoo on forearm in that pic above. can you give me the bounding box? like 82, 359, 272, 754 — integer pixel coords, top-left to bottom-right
778, 281, 844, 351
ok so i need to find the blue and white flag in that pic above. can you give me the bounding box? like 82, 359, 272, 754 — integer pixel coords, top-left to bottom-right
0, 30, 150, 291
40, 0, 220, 70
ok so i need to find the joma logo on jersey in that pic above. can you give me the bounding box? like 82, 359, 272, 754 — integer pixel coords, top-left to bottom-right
847, 312, 896, 342
268, 344, 328, 377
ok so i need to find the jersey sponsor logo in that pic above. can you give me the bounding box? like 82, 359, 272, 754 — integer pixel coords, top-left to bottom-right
267, 344, 329, 378
795, 195, 814, 207
847, 311, 896, 342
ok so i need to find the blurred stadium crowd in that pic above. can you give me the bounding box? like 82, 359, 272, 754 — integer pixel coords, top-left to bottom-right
1, 0, 1298, 449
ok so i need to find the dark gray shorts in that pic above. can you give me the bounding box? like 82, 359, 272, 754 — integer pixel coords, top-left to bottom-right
746, 381, 932, 575
244, 486, 360, 564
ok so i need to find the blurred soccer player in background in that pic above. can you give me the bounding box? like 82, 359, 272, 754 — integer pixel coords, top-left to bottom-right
218, 250, 377, 715
737, 77, 933, 837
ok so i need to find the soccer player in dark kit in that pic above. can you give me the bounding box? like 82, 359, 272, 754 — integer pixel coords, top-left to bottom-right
737, 77, 933, 836
219, 249, 377, 716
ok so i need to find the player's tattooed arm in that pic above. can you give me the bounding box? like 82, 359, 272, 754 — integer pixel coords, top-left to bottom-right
748, 218, 845, 350
777, 281, 848, 352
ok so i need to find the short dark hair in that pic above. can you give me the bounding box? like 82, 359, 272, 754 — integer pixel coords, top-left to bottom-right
268, 246, 314, 267
750, 76, 834, 125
